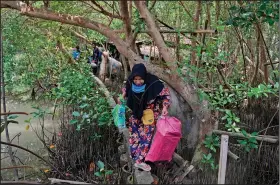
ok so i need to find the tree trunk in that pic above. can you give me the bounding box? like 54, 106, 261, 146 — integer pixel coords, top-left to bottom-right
134, 1, 177, 74
190, 1, 201, 66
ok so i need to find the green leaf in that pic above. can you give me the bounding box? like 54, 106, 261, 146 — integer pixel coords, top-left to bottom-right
248, 137, 258, 144
7, 115, 19, 119
238, 139, 247, 145
76, 124, 81, 131
79, 103, 89, 108
72, 111, 80, 117
206, 153, 212, 160
210, 146, 216, 153
105, 170, 113, 175
94, 172, 102, 177
69, 119, 78, 124
97, 160, 105, 170
251, 132, 258, 136
234, 117, 240, 123
241, 130, 247, 137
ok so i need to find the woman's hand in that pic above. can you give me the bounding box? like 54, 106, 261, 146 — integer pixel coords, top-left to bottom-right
117, 93, 126, 104
162, 106, 168, 116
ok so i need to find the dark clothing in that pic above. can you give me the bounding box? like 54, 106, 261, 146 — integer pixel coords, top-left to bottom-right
125, 63, 164, 120
92, 47, 101, 63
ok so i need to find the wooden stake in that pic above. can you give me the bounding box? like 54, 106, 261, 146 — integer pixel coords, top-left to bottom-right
218, 135, 229, 184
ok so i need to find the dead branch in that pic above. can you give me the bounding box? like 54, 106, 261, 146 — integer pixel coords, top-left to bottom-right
1, 112, 29, 116
178, 1, 196, 22
71, 31, 91, 44
212, 130, 278, 143
1, 181, 40, 184
228, 150, 240, 161
83, 1, 123, 20
245, 56, 274, 84
48, 178, 95, 184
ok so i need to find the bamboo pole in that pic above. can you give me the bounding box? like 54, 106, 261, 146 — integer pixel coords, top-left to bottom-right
218, 135, 229, 184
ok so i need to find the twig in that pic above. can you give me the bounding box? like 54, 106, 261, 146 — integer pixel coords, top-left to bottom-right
178, 1, 196, 22
257, 108, 278, 158
148, 0, 157, 10
0, 141, 65, 178
258, 125, 279, 134
11, 132, 21, 143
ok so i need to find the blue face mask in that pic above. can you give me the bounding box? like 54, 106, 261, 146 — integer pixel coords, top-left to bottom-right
132, 83, 146, 93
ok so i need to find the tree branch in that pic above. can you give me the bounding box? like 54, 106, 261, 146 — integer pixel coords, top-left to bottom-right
178, 1, 196, 22
134, 1, 178, 73
83, 1, 123, 20
119, 0, 132, 39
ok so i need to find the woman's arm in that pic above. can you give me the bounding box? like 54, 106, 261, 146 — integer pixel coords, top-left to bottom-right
159, 87, 171, 115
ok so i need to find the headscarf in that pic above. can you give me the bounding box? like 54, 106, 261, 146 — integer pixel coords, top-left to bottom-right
125, 63, 164, 120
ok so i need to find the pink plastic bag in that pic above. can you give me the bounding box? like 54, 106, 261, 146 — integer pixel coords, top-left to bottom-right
145, 116, 182, 163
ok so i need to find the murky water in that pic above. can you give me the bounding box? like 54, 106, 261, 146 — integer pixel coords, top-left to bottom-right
1, 98, 60, 180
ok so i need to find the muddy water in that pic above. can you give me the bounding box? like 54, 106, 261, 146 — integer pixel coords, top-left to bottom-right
1, 98, 60, 180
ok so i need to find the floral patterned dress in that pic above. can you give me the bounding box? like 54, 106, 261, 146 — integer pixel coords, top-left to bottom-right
124, 86, 171, 164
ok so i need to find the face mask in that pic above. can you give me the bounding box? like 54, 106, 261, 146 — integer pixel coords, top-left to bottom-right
132, 83, 146, 93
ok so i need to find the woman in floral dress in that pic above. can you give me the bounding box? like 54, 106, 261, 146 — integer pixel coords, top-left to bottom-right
119, 63, 171, 171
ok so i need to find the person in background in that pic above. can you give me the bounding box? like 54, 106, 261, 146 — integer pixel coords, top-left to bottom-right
118, 63, 171, 171
72, 46, 81, 61
91, 42, 101, 64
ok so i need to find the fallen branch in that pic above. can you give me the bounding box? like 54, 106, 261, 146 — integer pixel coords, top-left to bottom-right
1, 181, 40, 184
48, 178, 95, 184
1, 112, 29, 116
212, 130, 278, 143
91, 74, 116, 108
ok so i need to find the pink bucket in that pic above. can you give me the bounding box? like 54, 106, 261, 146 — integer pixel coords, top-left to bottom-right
145, 116, 182, 163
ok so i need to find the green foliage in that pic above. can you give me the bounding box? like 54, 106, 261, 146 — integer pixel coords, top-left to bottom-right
203, 134, 220, 153
226, 1, 279, 28
247, 83, 279, 98
237, 130, 258, 152
201, 153, 218, 170
50, 66, 112, 131
94, 160, 113, 183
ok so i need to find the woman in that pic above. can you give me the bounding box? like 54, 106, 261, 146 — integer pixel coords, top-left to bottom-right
119, 63, 171, 171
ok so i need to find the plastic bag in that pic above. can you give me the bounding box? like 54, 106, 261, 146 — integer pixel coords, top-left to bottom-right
112, 95, 126, 128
